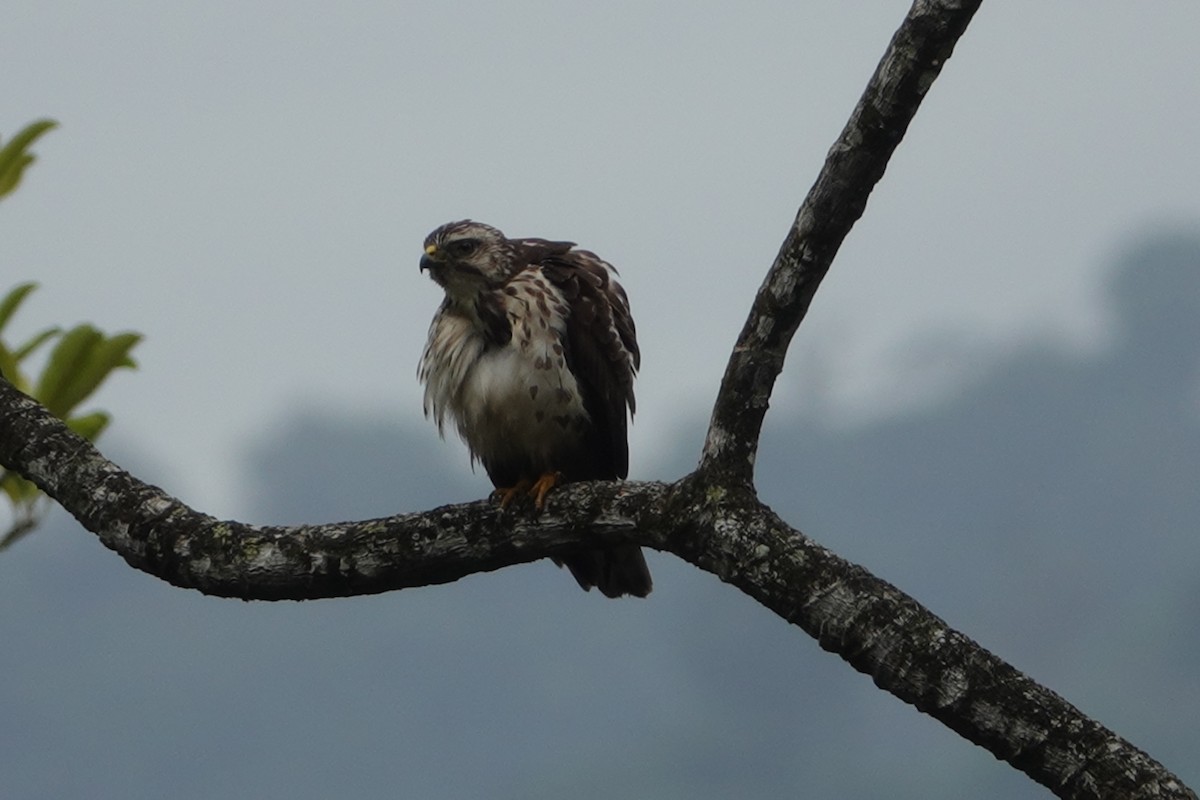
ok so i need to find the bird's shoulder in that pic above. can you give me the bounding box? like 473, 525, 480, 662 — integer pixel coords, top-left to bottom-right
508, 237, 576, 267
498, 238, 639, 417
506, 239, 631, 315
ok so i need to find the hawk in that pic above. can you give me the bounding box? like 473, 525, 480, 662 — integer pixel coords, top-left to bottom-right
418, 220, 652, 598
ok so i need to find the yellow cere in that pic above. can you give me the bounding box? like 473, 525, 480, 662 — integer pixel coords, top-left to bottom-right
425, 244, 438, 255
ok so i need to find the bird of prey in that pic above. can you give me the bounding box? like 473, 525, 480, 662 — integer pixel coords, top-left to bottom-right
418, 220, 652, 598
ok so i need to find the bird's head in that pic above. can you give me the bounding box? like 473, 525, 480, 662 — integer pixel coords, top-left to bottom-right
420, 220, 515, 301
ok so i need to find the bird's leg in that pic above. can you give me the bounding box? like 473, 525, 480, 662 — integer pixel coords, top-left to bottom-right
492, 479, 532, 509
529, 471, 562, 511
491, 472, 562, 510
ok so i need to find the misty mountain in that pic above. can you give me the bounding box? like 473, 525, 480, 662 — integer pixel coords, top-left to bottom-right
1, 232, 1197, 798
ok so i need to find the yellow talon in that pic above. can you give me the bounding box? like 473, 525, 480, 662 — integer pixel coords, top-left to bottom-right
491, 472, 562, 510
529, 471, 562, 510
492, 479, 531, 509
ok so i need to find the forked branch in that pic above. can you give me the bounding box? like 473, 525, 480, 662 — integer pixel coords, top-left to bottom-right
0, 0, 1194, 796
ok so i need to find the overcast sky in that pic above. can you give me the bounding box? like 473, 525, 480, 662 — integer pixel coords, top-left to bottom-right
4, 2, 1199, 515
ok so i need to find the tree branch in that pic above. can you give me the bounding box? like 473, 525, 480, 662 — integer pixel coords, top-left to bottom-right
664, 474, 1195, 799
1, 0, 1194, 795
0, 375, 668, 599
0, 375, 1193, 797
699, 0, 982, 486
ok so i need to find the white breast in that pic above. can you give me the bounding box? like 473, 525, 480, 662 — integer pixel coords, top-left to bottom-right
419, 271, 590, 475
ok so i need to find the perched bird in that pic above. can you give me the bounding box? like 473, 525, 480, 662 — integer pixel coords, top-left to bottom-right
418, 220, 651, 598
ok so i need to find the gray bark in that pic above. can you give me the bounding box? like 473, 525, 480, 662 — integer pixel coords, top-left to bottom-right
0, 0, 1193, 797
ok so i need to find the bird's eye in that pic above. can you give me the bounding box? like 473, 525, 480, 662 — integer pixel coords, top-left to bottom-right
447, 239, 478, 257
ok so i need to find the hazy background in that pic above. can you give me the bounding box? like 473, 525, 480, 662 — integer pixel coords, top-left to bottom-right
3, 2, 1199, 797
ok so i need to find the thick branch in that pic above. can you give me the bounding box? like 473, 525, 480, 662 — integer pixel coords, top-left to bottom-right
0, 375, 1193, 797
0, 376, 667, 599
1, 0, 1193, 795
700, 0, 982, 486
666, 477, 1195, 800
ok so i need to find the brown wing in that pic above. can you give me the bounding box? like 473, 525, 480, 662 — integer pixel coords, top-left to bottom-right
510, 238, 650, 597
531, 244, 639, 480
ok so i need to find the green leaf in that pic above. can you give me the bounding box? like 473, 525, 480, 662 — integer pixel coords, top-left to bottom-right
1, 472, 21, 505
66, 410, 111, 442
33, 324, 104, 416
0, 120, 58, 162
0, 154, 32, 199
47, 330, 142, 418
0, 286, 62, 390
13, 326, 62, 362
0, 470, 39, 506
0, 342, 17, 386
0, 119, 57, 201
0, 282, 38, 335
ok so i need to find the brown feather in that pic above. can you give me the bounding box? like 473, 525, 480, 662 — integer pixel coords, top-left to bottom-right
419, 222, 650, 598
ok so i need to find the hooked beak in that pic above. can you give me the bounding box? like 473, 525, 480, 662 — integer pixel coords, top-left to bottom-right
420, 244, 439, 272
